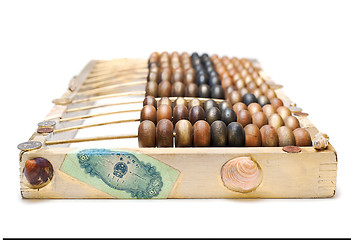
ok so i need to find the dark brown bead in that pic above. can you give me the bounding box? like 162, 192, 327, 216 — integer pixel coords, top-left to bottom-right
237, 109, 252, 128
193, 120, 211, 147
173, 105, 189, 124
204, 99, 219, 112
185, 83, 198, 97
140, 105, 157, 124
189, 105, 205, 125
138, 120, 156, 147
198, 84, 211, 98
227, 122, 245, 147
244, 124, 262, 147
158, 80, 172, 97
146, 81, 158, 97
156, 119, 173, 147
206, 107, 221, 125
175, 120, 193, 147
221, 108, 237, 125
171, 81, 185, 97
143, 96, 157, 109
211, 120, 227, 147
218, 100, 232, 113
277, 126, 296, 147
293, 128, 312, 146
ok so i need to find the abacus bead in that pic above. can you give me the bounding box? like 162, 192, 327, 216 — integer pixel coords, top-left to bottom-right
218, 100, 232, 113
252, 88, 263, 99
262, 104, 276, 118
206, 107, 221, 125
156, 119, 174, 147
189, 105, 205, 125
185, 83, 198, 97
277, 106, 292, 120
248, 103, 262, 115
189, 98, 202, 108
293, 128, 312, 146
148, 70, 158, 82
157, 104, 172, 122
171, 81, 185, 97
175, 120, 193, 147
265, 89, 277, 100
252, 111, 268, 129
260, 125, 279, 147
143, 96, 157, 109
277, 126, 296, 147
158, 97, 172, 108
257, 95, 270, 107
284, 116, 300, 131
227, 122, 245, 147
184, 70, 195, 85
146, 81, 158, 97
140, 105, 157, 124
138, 120, 156, 147
198, 84, 211, 98
196, 72, 208, 85
237, 109, 252, 128
211, 120, 227, 147
209, 75, 221, 86
173, 105, 189, 124
242, 93, 258, 106
228, 91, 242, 105
244, 124, 262, 147
204, 99, 219, 112
158, 80, 172, 97
160, 68, 171, 82
172, 68, 184, 83
240, 88, 249, 97
193, 120, 211, 147
174, 97, 187, 107
268, 113, 284, 130
233, 102, 248, 115
211, 85, 225, 99
221, 108, 237, 125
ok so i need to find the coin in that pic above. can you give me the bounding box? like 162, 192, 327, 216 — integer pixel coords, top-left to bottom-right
37, 127, 54, 134
17, 141, 42, 151
38, 120, 56, 128
282, 146, 301, 153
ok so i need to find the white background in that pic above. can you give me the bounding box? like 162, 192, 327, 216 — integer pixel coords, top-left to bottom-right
1, 0, 351, 238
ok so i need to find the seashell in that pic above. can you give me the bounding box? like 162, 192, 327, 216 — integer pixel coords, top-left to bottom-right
22, 157, 54, 189
221, 156, 263, 193
313, 132, 329, 150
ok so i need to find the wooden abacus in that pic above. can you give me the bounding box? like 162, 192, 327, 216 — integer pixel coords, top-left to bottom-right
17, 53, 337, 199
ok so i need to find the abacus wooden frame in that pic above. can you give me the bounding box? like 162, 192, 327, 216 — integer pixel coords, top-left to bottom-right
18, 59, 337, 199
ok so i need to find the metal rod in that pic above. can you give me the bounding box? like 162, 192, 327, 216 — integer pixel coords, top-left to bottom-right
45, 134, 138, 145
54, 118, 140, 133
77, 80, 146, 96
85, 68, 147, 84
66, 100, 144, 113
80, 74, 146, 91
60, 109, 141, 122
71, 91, 145, 104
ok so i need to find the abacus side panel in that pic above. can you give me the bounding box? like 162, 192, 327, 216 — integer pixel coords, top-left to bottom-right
19, 147, 337, 199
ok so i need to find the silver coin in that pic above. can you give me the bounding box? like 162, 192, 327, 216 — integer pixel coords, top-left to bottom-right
17, 141, 42, 151
38, 120, 56, 128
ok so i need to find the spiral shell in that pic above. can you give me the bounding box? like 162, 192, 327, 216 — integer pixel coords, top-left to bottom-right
221, 156, 263, 193
313, 132, 329, 150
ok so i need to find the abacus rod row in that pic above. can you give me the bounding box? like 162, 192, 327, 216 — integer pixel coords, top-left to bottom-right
77, 80, 146, 96
94, 58, 146, 67
66, 100, 144, 113
71, 91, 145, 104
60, 109, 141, 122
81, 74, 146, 90
45, 134, 138, 145
85, 68, 147, 84
87, 69, 147, 81
54, 118, 140, 133
88, 63, 147, 75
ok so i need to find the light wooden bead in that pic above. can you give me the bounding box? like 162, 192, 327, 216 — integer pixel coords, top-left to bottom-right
158, 80, 172, 97
277, 126, 296, 147
268, 113, 284, 130
262, 104, 276, 118
193, 120, 211, 147
138, 120, 156, 147
175, 97, 187, 107
233, 102, 248, 115
156, 119, 173, 147
252, 111, 268, 129
146, 81, 158, 97
277, 106, 292, 120
284, 116, 300, 131
265, 89, 277, 100
189, 98, 202, 109
228, 91, 242, 105
158, 97, 172, 108
143, 96, 157, 109
185, 83, 198, 97
248, 103, 262, 115
175, 120, 193, 147
140, 105, 157, 124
